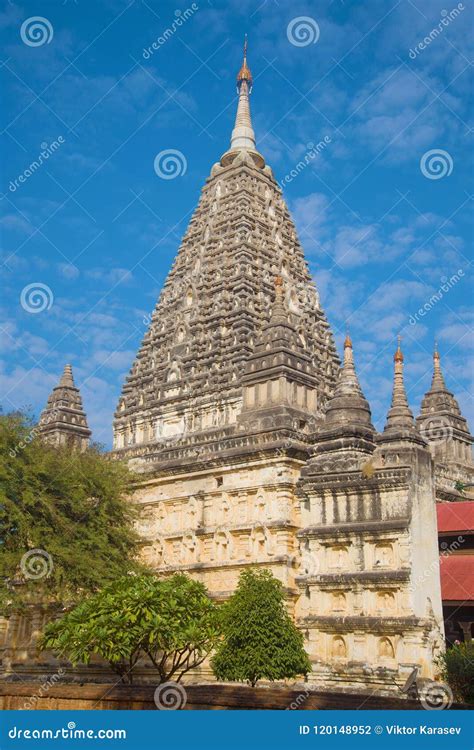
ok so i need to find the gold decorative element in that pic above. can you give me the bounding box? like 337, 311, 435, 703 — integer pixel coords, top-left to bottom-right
237, 34, 253, 87
394, 334, 403, 362
361, 461, 375, 479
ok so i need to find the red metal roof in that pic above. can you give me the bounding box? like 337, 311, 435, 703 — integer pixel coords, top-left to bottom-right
439, 555, 474, 601
437, 501, 474, 533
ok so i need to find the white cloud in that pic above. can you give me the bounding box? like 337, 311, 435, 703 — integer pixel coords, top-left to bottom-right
85, 267, 134, 285
57, 263, 80, 280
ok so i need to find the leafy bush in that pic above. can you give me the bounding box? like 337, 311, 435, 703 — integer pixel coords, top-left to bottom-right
212, 568, 311, 687
0, 410, 141, 612
40, 573, 221, 684
436, 640, 474, 703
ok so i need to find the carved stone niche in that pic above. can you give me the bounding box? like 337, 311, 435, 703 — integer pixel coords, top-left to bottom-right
187, 495, 202, 529
331, 635, 347, 660
329, 544, 349, 569
214, 530, 233, 562
373, 542, 394, 568
376, 591, 395, 613
254, 490, 266, 521
220, 493, 231, 525
181, 532, 199, 563
378, 636, 395, 660
136, 506, 157, 539
332, 592, 347, 612
142, 538, 164, 567
250, 526, 273, 559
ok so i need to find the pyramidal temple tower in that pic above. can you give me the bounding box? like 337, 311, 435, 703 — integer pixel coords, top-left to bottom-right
416, 346, 473, 493
38, 364, 91, 450
111, 44, 458, 692
113, 41, 339, 452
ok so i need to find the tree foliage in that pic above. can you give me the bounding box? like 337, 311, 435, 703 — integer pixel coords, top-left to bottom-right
436, 640, 474, 703
0, 410, 140, 612
40, 573, 221, 684
211, 568, 311, 686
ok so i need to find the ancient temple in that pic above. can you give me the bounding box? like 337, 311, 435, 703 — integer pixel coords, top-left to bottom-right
38, 364, 91, 451
17, 44, 471, 693
107, 44, 473, 692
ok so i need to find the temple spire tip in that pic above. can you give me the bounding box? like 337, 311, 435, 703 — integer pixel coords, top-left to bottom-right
394, 334, 403, 362
59, 363, 75, 387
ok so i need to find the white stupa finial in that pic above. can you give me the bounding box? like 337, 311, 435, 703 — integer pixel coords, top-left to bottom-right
230, 35, 256, 152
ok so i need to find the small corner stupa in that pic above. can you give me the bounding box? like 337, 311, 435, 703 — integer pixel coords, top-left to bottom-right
38, 364, 91, 450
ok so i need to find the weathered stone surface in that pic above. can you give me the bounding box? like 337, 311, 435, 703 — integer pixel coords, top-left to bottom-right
9, 44, 473, 696
107, 48, 474, 692
38, 364, 90, 451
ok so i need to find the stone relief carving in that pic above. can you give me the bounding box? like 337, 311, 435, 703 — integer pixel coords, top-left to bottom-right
214, 530, 233, 562
332, 636, 347, 659
379, 637, 395, 659
181, 533, 199, 563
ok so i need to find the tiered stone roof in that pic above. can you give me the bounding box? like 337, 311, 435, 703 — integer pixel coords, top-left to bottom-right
38, 364, 91, 450
417, 347, 472, 441
381, 337, 422, 443
416, 346, 473, 469
325, 334, 374, 431
113, 46, 339, 452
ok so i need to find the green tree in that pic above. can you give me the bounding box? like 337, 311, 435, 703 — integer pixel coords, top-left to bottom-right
40, 573, 221, 684
0, 410, 140, 612
211, 568, 311, 687
436, 640, 474, 704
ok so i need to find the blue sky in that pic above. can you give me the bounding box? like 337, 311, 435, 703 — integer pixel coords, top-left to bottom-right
1, 0, 473, 447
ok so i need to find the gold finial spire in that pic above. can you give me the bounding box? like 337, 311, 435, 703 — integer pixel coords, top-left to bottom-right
394, 334, 403, 362
344, 327, 352, 348
237, 34, 253, 89
222, 35, 262, 159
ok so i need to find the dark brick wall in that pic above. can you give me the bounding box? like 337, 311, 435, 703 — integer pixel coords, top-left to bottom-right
0, 683, 468, 710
